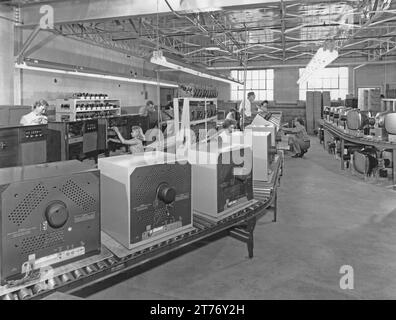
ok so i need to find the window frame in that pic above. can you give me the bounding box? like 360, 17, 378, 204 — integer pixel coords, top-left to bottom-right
230, 69, 274, 101
298, 67, 349, 101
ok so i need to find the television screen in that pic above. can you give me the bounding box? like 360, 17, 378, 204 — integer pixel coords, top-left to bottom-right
346, 109, 364, 130
384, 113, 396, 134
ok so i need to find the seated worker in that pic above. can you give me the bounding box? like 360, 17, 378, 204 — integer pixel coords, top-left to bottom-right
226, 108, 238, 121
108, 125, 145, 154
258, 100, 269, 113
281, 117, 310, 158
20, 99, 49, 126
256, 100, 272, 119
218, 118, 237, 144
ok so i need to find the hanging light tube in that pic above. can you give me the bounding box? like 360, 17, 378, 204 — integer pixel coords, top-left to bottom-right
297, 46, 339, 85
150, 50, 243, 85
15, 62, 179, 88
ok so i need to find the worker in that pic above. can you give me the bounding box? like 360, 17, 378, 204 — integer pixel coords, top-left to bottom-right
20, 99, 49, 126
226, 108, 237, 120
257, 100, 272, 120
239, 91, 255, 128
258, 100, 269, 113
139, 100, 158, 129
281, 117, 310, 158
109, 125, 145, 154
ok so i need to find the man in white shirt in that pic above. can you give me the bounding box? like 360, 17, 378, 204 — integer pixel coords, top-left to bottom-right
20, 99, 49, 126
239, 92, 255, 128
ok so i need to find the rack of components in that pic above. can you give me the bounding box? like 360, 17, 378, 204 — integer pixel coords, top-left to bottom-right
173, 98, 218, 146
97, 115, 150, 154
47, 119, 102, 162
0, 125, 48, 168
0, 154, 282, 300
55, 96, 121, 122
178, 84, 218, 99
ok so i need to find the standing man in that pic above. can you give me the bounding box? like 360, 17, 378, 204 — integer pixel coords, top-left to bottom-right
20, 99, 49, 126
139, 100, 158, 129
239, 92, 255, 128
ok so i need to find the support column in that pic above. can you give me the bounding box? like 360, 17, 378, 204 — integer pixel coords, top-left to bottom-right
340, 138, 345, 170
0, 5, 15, 105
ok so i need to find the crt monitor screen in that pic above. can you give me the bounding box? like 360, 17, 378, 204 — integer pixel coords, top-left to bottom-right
384, 113, 396, 134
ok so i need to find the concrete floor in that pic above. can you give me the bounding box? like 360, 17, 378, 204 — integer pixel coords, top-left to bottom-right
89, 138, 396, 300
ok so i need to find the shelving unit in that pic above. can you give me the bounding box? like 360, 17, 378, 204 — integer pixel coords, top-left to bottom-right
173, 97, 218, 146
55, 98, 121, 121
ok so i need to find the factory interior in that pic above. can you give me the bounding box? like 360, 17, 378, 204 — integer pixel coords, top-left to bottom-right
0, 0, 396, 302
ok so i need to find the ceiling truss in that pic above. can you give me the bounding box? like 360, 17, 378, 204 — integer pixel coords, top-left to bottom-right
13, 0, 396, 70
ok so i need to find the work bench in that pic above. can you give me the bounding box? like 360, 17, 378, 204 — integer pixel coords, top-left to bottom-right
321, 120, 396, 189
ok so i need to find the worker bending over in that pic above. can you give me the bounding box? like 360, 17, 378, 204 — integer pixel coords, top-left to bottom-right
281, 117, 310, 158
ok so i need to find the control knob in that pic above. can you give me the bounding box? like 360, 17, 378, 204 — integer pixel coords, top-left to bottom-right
157, 183, 176, 204
45, 201, 69, 229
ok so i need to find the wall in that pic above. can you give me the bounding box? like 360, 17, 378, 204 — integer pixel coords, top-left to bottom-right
352, 63, 396, 95
274, 68, 299, 102
19, 30, 231, 107
21, 69, 158, 107
0, 6, 14, 105
20, 30, 159, 107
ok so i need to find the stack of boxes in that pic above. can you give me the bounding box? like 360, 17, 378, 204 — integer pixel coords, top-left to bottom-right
306, 91, 331, 134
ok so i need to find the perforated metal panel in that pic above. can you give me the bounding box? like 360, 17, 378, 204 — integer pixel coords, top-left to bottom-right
8, 183, 49, 227
130, 163, 191, 245
134, 165, 187, 204
217, 148, 253, 213
20, 231, 64, 255
60, 179, 96, 212
0, 165, 101, 284
137, 206, 169, 228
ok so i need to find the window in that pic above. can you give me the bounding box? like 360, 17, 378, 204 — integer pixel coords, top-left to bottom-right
230, 69, 274, 101
299, 67, 349, 100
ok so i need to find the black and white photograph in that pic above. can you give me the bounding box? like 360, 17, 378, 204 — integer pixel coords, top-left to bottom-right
0, 0, 396, 306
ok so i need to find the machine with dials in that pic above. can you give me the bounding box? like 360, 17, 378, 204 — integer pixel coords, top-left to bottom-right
0, 125, 48, 169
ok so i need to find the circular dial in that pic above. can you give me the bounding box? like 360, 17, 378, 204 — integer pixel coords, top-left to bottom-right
45, 201, 69, 229
157, 184, 176, 204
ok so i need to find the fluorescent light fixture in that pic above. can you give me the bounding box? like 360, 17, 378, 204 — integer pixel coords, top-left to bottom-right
150, 50, 242, 85
15, 62, 179, 88
205, 47, 222, 51
297, 46, 339, 84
